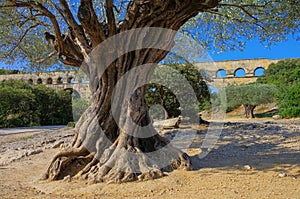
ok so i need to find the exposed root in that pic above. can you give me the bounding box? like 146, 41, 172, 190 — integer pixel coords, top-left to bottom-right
81, 135, 192, 183
42, 146, 89, 180
43, 122, 192, 184
42, 134, 191, 183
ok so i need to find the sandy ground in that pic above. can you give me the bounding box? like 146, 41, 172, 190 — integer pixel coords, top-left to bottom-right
0, 119, 299, 199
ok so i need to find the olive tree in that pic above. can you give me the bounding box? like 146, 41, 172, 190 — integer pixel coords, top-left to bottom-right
0, 0, 299, 183
225, 83, 277, 118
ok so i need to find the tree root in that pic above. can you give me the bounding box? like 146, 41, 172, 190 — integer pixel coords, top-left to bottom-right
41, 146, 89, 180
43, 132, 192, 183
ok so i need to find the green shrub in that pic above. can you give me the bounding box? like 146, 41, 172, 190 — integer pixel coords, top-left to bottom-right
258, 59, 300, 118
67, 121, 76, 128
0, 79, 75, 127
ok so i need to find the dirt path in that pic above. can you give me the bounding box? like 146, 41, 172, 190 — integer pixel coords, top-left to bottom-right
0, 120, 299, 199
0, 126, 65, 145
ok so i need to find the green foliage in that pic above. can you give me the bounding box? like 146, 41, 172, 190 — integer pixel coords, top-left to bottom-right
0, 79, 74, 127
72, 98, 91, 122
224, 83, 277, 118
145, 63, 210, 119
278, 84, 300, 118
0, 1, 299, 70
188, 1, 300, 52
226, 84, 277, 110
258, 59, 300, 118
0, 86, 36, 127
0, 69, 20, 75
67, 121, 76, 128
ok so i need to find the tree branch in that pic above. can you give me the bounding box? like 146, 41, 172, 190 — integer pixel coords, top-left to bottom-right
218, 3, 266, 21
58, 0, 90, 53
5, 23, 41, 59
78, 0, 106, 47
105, 0, 117, 36
206, 9, 266, 31
31, 51, 58, 64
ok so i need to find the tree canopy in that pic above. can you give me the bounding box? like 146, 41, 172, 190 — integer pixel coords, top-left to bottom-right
146, 63, 210, 120
225, 83, 277, 118
0, 1, 299, 70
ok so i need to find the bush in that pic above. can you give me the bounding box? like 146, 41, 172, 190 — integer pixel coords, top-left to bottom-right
258, 59, 300, 118
0, 79, 74, 127
67, 121, 76, 128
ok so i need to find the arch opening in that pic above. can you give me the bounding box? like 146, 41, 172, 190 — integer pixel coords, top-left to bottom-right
57, 77, 63, 84
64, 88, 81, 99
37, 78, 43, 84
254, 67, 265, 77
216, 69, 227, 78
234, 68, 246, 77
67, 77, 75, 84
47, 77, 53, 84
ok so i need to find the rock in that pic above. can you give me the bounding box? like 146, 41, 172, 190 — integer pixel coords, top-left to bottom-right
26, 149, 43, 156
272, 115, 280, 120
52, 140, 64, 149
63, 175, 71, 182
244, 165, 252, 170
153, 117, 181, 130
278, 172, 288, 178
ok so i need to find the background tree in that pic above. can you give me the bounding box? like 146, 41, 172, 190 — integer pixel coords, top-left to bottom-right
146, 63, 210, 120
257, 59, 300, 118
0, 1, 299, 183
225, 83, 277, 118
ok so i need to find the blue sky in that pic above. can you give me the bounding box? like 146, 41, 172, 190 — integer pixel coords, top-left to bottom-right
1, 34, 299, 71
209, 35, 300, 61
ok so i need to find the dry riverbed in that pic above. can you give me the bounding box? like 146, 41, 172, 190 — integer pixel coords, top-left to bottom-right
0, 119, 299, 198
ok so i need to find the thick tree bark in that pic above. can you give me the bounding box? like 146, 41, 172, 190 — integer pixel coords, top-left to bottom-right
42, 58, 191, 183
40, 0, 220, 183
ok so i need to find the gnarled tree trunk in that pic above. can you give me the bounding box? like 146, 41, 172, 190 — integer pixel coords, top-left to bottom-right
40, 0, 219, 183
43, 54, 191, 183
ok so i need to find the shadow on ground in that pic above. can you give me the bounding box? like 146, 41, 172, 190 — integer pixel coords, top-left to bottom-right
179, 121, 300, 173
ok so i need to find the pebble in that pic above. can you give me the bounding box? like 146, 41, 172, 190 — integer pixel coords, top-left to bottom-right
52, 140, 64, 149
63, 175, 72, 182
244, 165, 252, 170
278, 172, 288, 178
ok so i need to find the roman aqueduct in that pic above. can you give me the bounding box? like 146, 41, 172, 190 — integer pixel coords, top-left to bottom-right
0, 58, 281, 97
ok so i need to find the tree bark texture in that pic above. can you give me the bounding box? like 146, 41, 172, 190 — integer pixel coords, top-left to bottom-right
39, 0, 219, 183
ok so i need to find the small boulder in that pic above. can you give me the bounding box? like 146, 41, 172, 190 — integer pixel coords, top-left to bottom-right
272, 115, 280, 120
278, 172, 288, 178
244, 165, 252, 171
52, 140, 64, 149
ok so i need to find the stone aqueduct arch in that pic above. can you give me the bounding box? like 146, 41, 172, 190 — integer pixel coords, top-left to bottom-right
0, 58, 283, 96
195, 58, 281, 88
0, 70, 90, 99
